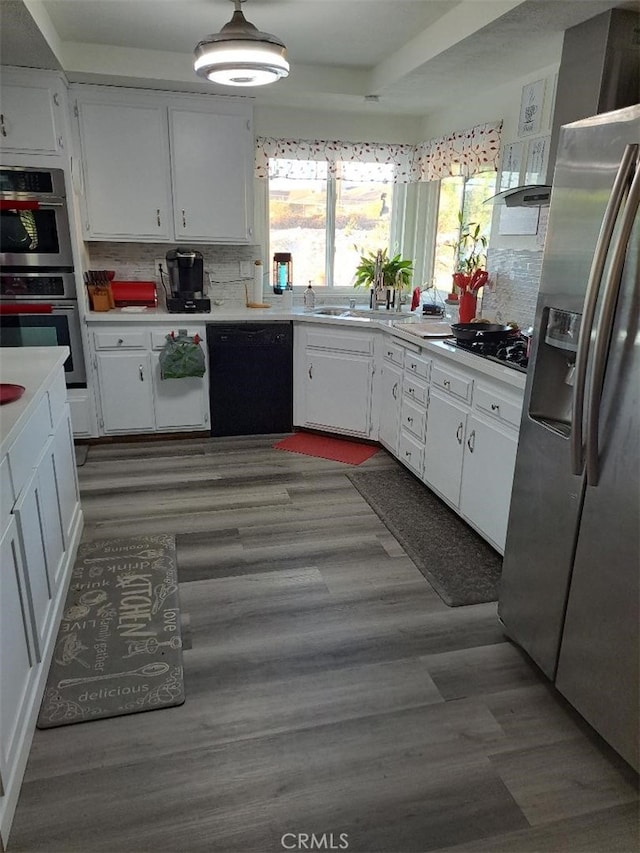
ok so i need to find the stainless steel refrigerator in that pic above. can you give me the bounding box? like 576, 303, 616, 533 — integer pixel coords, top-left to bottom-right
499, 104, 639, 772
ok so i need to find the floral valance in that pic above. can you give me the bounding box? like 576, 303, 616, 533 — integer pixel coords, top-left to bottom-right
255, 120, 502, 184
255, 138, 415, 182
411, 121, 502, 182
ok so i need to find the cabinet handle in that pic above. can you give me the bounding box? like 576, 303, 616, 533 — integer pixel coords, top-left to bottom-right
117, 338, 124, 345
182, 209, 187, 228
410, 362, 416, 369
408, 386, 414, 395
467, 429, 476, 453
53, 92, 60, 106
407, 416, 414, 424
308, 363, 313, 379
405, 450, 412, 458
443, 379, 451, 388
456, 422, 463, 444
156, 209, 161, 227
392, 381, 398, 400
139, 365, 144, 381
0, 114, 6, 137
491, 403, 500, 412
387, 350, 393, 357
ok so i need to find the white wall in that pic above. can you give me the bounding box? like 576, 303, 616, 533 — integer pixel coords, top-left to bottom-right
254, 105, 421, 144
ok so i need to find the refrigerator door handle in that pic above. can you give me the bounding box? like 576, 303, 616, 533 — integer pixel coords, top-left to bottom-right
570, 143, 638, 475
585, 153, 640, 486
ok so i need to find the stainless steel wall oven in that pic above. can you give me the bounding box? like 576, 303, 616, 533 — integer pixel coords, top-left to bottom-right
0, 166, 74, 269
0, 167, 85, 386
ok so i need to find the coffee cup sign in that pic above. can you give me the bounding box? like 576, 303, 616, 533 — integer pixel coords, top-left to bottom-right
518, 79, 546, 137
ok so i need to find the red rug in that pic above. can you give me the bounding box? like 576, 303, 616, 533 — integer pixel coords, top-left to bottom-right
273, 432, 379, 465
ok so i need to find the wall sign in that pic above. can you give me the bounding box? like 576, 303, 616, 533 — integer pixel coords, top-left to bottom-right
525, 135, 550, 185
518, 79, 546, 137
499, 141, 526, 190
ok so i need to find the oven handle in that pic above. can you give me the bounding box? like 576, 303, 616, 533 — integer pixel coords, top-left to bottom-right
0, 199, 65, 210
0, 303, 53, 314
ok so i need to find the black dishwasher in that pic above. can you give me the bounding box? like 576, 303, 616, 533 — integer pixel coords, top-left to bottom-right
207, 323, 293, 436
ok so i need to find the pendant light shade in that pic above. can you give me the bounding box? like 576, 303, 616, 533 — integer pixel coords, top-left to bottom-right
194, 0, 289, 87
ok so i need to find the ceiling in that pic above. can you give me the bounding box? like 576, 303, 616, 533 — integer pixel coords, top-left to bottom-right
1, 0, 635, 116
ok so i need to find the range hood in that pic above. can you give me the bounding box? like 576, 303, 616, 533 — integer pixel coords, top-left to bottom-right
488, 7, 640, 207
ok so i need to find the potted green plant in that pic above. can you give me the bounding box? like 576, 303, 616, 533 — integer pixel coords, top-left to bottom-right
450, 213, 489, 322
353, 248, 414, 291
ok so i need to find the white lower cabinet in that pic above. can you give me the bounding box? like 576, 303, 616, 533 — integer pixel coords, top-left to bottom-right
295, 327, 375, 438
378, 361, 403, 453
96, 351, 156, 433
151, 352, 209, 431
0, 359, 83, 848
91, 325, 209, 435
305, 351, 373, 436
0, 516, 35, 801
459, 414, 518, 550
423, 390, 468, 507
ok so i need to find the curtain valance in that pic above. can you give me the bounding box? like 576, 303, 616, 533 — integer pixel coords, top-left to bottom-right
255, 120, 502, 184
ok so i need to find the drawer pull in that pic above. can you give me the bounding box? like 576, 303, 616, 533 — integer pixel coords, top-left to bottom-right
405, 450, 411, 458
443, 379, 451, 388
456, 422, 463, 444
408, 386, 414, 395
387, 350, 393, 358
117, 338, 124, 345
139, 365, 144, 382
467, 429, 476, 453
392, 381, 398, 400
308, 363, 313, 379
491, 403, 500, 412
410, 362, 416, 369
182, 209, 187, 228
156, 209, 161, 227
407, 416, 413, 424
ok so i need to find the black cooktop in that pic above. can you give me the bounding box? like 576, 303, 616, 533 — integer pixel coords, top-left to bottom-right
444, 335, 529, 373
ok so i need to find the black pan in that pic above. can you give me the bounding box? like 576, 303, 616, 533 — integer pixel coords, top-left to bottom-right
451, 322, 519, 343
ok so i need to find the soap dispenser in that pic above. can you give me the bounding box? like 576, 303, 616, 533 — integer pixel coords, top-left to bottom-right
304, 282, 316, 310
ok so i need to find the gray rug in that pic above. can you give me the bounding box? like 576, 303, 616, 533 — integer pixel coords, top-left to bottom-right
347, 466, 502, 606
38, 534, 185, 729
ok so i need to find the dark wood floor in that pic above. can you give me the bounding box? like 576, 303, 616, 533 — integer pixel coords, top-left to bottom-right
9, 436, 639, 852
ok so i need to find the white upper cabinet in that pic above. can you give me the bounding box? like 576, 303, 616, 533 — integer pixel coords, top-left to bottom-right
76, 99, 172, 240
0, 71, 67, 155
170, 107, 253, 243
72, 86, 253, 243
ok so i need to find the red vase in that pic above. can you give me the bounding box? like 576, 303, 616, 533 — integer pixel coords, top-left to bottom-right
458, 291, 477, 323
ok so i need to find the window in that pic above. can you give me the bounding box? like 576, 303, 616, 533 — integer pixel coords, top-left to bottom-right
268, 160, 395, 289
432, 171, 497, 296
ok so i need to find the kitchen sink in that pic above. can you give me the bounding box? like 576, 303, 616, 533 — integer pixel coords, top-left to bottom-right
312, 307, 418, 322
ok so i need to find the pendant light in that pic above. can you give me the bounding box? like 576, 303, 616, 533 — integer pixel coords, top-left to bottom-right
194, 0, 289, 87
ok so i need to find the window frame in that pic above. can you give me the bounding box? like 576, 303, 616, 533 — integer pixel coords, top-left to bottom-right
263, 160, 403, 291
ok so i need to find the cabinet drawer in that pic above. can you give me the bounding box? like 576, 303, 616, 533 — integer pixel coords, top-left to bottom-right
382, 341, 405, 367
401, 397, 427, 441
8, 394, 52, 499
404, 353, 431, 381
398, 431, 424, 476
403, 375, 428, 405
94, 330, 147, 350
306, 329, 373, 355
474, 385, 522, 429
431, 364, 472, 403
47, 367, 68, 426
150, 328, 205, 350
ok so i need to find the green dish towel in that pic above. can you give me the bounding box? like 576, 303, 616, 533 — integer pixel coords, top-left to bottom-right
159, 331, 206, 379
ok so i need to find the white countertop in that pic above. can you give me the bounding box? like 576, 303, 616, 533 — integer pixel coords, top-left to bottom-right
0, 347, 69, 458
84, 307, 527, 391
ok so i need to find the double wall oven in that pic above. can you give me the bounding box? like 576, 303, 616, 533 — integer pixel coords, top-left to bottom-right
0, 166, 86, 386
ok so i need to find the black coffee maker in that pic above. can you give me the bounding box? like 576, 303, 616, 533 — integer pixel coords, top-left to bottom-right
165, 248, 210, 313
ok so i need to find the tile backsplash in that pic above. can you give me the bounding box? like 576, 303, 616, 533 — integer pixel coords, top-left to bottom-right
86, 243, 260, 310
482, 247, 543, 329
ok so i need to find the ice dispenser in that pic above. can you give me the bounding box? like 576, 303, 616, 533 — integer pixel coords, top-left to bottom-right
528, 307, 582, 436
